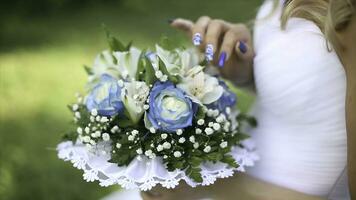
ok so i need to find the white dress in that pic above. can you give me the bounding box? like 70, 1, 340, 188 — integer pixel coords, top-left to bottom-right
248, 0, 349, 199
102, 0, 350, 199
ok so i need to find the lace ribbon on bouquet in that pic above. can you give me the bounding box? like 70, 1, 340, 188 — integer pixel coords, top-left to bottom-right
57, 140, 258, 191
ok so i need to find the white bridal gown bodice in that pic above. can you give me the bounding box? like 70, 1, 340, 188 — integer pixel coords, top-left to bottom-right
102, 0, 349, 199
248, 0, 349, 199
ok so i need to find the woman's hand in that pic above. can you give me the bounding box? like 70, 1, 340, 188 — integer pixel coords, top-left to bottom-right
170, 16, 255, 86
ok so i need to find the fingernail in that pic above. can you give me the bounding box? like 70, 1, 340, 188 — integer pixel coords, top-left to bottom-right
167, 18, 176, 24
192, 33, 202, 46
218, 52, 227, 68
205, 44, 214, 61
239, 41, 247, 54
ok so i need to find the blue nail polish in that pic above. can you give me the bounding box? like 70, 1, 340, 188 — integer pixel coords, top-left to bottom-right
193, 33, 202, 46
218, 52, 227, 68
205, 44, 214, 61
239, 42, 247, 54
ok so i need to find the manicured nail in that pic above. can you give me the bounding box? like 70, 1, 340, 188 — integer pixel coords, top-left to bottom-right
205, 44, 214, 61
239, 41, 247, 54
167, 18, 176, 24
192, 33, 202, 46
218, 52, 227, 68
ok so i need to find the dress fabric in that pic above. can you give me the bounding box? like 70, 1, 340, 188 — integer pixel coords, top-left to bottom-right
247, 0, 349, 199
100, 0, 350, 199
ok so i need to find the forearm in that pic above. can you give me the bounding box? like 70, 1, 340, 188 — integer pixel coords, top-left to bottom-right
346, 77, 356, 198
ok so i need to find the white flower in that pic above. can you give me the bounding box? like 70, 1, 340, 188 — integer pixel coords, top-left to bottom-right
216, 114, 226, 123
91, 109, 98, 116
145, 150, 153, 157
102, 133, 110, 141
136, 148, 143, 154
83, 136, 91, 143
72, 104, 79, 111
197, 119, 205, 125
156, 145, 164, 152
93, 131, 101, 138
208, 122, 214, 127
204, 146, 211, 153
100, 117, 109, 123
117, 79, 124, 87
161, 133, 168, 139
178, 137, 186, 143
213, 123, 221, 131
95, 116, 101, 122
111, 126, 119, 133
128, 135, 135, 141
91, 50, 118, 79
163, 142, 171, 149
112, 47, 142, 79
174, 151, 182, 158
195, 128, 202, 134
143, 104, 149, 110
116, 143, 122, 149
131, 130, 139, 135
193, 142, 199, 149
90, 140, 96, 145
204, 127, 214, 135
77, 127, 83, 134
220, 141, 228, 148
177, 66, 223, 105
176, 129, 183, 135
189, 136, 195, 143
155, 70, 163, 79
150, 127, 156, 133
74, 112, 81, 119
84, 127, 90, 134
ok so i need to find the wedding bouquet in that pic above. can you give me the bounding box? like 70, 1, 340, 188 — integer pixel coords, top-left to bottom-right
57, 32, 258, 191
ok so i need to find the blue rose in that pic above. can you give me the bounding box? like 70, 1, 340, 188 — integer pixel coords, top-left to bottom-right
86, 74, 124, 116
208, 80, 237, 113
148, 81, 195, 132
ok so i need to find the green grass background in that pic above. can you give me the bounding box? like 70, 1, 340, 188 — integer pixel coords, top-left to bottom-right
0, 0, 261, 199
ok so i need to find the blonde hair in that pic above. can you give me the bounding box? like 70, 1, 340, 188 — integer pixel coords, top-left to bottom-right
278, 0, 355, 50
325, 0, 355, 50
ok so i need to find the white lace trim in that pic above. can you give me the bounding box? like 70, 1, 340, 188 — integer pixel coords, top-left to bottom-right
57, 140, 258, 191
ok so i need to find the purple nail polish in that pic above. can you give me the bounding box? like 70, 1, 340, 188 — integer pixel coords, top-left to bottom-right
205, 44, 214, 61
218, 52, 227, 68
239, 42, 247, 54
193, 33, 202, 46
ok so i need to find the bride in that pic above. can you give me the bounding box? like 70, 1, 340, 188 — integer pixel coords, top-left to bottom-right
105, 0, 355, 199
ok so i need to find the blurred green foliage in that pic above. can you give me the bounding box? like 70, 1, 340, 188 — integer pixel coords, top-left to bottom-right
0, 0, 260, 199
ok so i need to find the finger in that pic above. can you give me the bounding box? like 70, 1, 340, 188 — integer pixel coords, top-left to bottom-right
204, 19, 231, 61
235, 40, 254, 61
217, 29, 239, 67
170, 18, 194, 35
191, 16, 211, 46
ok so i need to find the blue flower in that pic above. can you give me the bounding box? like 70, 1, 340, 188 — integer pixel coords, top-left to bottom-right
86, 74, 124, 116
147, 81, 195, 133
208, 80, 237, 113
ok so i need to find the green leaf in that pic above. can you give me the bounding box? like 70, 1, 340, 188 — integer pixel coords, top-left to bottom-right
207, 152, 223, 161
158, 36, 179, 51
103, 25, 126, 52
83, 65, 93, 75
158, 57, 180, 84
125, 41, 133, 51
144, 57, 157, 85
190, 157, 203, 167
222, 155, 239, 168
187, 167, 203, 183
195, 106, 205, 120
136, 52, 146, 81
